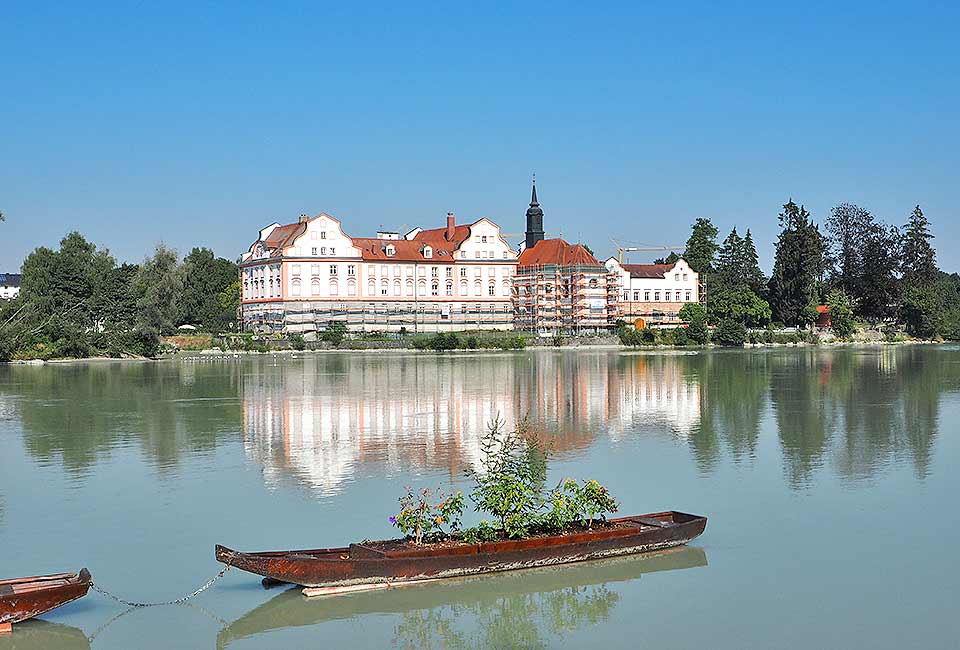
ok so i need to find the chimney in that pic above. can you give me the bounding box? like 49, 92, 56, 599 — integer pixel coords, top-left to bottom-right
299, 214, 309, 224
446, 212, 455, 241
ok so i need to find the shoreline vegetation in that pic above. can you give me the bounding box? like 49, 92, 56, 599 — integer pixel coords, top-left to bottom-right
3, 200, 958, 363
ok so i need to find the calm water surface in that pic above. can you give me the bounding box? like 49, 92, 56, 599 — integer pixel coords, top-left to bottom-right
0, 347, 957, 649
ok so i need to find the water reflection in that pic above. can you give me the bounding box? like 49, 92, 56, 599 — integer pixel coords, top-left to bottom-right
2, 347, 954, 491
0, 619, 90, 650
217, 546, 707, 649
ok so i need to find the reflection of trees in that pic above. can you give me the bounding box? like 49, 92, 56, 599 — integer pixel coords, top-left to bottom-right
393, 585, 619, 650
7, 362, 241, 473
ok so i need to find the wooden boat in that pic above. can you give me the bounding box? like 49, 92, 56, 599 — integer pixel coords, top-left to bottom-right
216, 511, 706, 589
217, 546, 707, 649
0, 570, 92, 632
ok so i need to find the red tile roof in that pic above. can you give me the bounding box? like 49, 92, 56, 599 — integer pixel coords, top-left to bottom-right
518, 239, 600, 267
621, 262, 676, 279
264, 223, 305, 249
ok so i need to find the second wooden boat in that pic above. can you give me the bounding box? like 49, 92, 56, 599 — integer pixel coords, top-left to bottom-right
216, 510, 706, 588
0, 569, 92, 632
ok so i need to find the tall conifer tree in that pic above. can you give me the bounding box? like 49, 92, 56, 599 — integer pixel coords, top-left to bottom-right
768, 200, 826, 327
742, 229, 766, 297
901, 205, 937, 287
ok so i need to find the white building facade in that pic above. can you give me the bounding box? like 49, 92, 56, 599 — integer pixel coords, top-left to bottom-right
241, 213, 518, 334
0, 274, 20, 301
604, 258, 699, 326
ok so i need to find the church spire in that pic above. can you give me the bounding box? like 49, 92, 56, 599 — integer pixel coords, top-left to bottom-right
525, 175, 544, 250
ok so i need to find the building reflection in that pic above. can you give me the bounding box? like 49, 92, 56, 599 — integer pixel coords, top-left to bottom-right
240, 352, 703, 496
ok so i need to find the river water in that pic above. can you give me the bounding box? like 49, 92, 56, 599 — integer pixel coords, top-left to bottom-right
0, 347, 957, 649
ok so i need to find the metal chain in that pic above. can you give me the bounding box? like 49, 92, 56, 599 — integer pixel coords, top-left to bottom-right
89, 564, 231, 608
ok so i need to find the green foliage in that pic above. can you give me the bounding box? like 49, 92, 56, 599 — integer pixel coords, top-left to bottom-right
134, 244, 182, 354
714, 318, 747, 347
901, 205, 937, 288
542, 478, 620, 532
468, 415, 547, 539
179, 247, 238, 330
288, 332, 306, 350
706, 286, 771, 328
459, 520, 499, 545
320, 321, 348, 345
617, 326, 656, 346
858, 222, 900, 321
678, 303, 709, 344
683, 218, 720, 275
900, 283, 946, 339
430, 332, 461, 350
391, 487, 464, 545
826, 288, 856, 339
768, 200, 827, 327
678, 303, 706, 322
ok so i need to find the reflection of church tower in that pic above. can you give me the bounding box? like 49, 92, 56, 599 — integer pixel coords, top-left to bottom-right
525, 177, 545, 250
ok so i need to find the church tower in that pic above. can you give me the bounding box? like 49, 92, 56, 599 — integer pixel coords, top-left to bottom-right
524, 177, 544, 250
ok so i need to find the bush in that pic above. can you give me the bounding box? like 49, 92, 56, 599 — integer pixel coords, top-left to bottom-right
541, 478, 619, 532
287, 333, 306, 350
321, 322, 348, 345
391, 487, 464, 545
714, 318, 747, 347
465, 335, 479, 349
460, 520, 499, 545
826, 288, 856, 339
468, 415, 546, 539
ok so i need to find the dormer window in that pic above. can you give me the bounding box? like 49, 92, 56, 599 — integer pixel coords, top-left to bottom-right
423, 246, 433, 258
386, 245, 396, 257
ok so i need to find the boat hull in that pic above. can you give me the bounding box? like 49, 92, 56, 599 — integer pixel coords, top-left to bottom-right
216, 511, 706, 588
0, 570, 92, 627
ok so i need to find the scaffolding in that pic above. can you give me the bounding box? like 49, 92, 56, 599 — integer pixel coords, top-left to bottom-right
512, 263, 620, 335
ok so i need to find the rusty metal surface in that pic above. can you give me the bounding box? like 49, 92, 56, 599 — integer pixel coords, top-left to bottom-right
0, 569, 92, 626
217, 511, 708, 587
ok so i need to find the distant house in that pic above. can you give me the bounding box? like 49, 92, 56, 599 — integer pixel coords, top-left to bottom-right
603, 258, 699, 326
816, 305, 832, 329
0, 273, 21, 301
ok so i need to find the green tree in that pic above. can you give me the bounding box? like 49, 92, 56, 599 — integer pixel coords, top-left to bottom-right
679, 303, 709, 344
683, 218, 720, 275
825, 203, 872, 297
901, 205, 937, 288
134, 244, 182, 353
707, 286, 771, 327
714, 318, 747, 347
858, 223, 900, 321
768, 200, 827, 327
826, 288, 855, 338
653, 251, 681, 265
901, 283, 946, 339
742, 229, 766, 297
716, 227, 745, 287
179, 247, 238, 330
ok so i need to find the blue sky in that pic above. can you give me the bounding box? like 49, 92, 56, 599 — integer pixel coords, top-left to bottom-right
1, 2, 957, 272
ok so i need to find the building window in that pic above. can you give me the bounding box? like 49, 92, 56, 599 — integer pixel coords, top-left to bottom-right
311, 264, 320, 276
623, 290, 629, 301
347, 265, 356, 276
481, 235, 487, 243
446, 267, 453, 278
311, 247, 317, 255
292, 279, 301, 297
386, 245, 395, 256
685, 291, 691, 301
460, 268, 467, 278
431, 266, 438, 277
424, 247, 432, 258
320, 231, 327, 239
654, 291, 660, 301
683, 273, 688, 281
418, 280, 427, 296
633, 291, 640, 301
381, 279, 389, 296
475, 251, 481, 259
675, 291, 681, 301
474, 280, 482, 296
347, 278, 357, 296
329, 265, 337, 276
367, 279, 375, 295
311, 278, 321, 296
291, 264, 301, 276
406, 279, 414, 296
488, 282, 495, 296
446, 282, 453, 296
330, 279, 338, 295
675, 273, 679, 281
502, 280, 510, 297
460, 280, 468, 296
645, 291, 650, 301
431, 282, 439, 296
394, 279, 401, 296
330, 247, 336, 255
321, 247, 327, 255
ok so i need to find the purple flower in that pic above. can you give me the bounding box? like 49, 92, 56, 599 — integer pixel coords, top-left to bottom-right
389, 516, 397, 524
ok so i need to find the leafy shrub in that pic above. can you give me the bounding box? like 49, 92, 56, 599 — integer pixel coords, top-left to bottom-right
460, 520, 500, 545
495, 335, 526, 350
541, 478, 620, 532
321, 322, 348, 345
465, 335, 479, 349
468, 415, 546, 539
430, 332, 461, 350
825, 288, 856, 339
714, 318, 747, 347
288, 333, 306, 350
391, 487, 464, 545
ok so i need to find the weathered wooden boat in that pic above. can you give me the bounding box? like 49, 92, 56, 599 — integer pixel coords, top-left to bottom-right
0, 569, 92, 632
216, 511, 706, 589
217, 546, 706, 649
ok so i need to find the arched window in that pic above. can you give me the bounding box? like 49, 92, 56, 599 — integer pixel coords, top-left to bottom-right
418, 279, 427, 296
347, 278, 357, 296
502, 281, 511, 297
431, 282, 439, 296
311, 278, 321, 296
488, 282, 496, 297
329, 278, 338, 296
460, 280, 468, 296
406, 279, 414, 296
381, 279, 389, 296
367, 279, 376, 296
474, 280, 482, 297
291, 278, 301, 297
394, 279, 401, 296
446, 282, 453, 297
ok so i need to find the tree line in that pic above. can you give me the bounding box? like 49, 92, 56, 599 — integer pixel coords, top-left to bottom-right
0, 232, 239, 361
656, 200, 952, 340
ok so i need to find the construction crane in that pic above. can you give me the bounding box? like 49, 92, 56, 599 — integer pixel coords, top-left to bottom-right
612, 240, 684, 264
